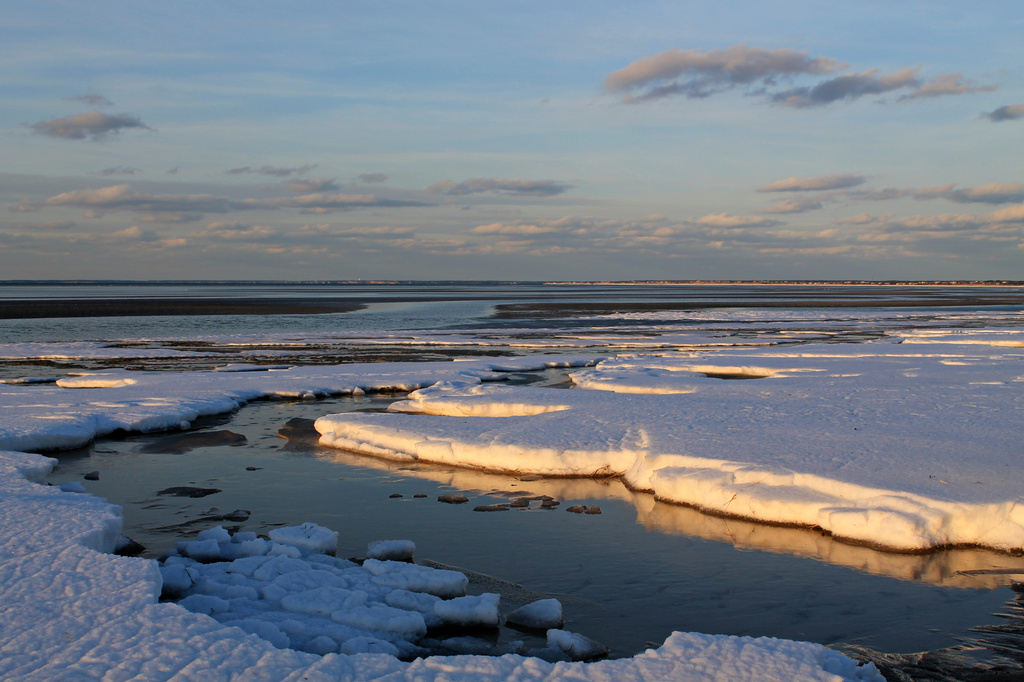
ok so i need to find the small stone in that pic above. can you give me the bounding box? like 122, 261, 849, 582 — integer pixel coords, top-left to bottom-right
509, 497, 530, 508
83, 471, 100, 481
540, 499, 560, 508
473, 504, 510, 512
566, 505, 587, 514
223, 509, 251, 521
413, 493, 428, 498
389, 493, 404, 498
584, 506, 602, 515
245, 466, 263, 471
438, 493, 469, 504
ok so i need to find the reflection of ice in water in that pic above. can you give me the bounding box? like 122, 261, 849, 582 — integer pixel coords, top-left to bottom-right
312, 444, 1024, 590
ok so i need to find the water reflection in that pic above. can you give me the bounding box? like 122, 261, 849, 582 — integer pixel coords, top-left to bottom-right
309, 441, 1024, 590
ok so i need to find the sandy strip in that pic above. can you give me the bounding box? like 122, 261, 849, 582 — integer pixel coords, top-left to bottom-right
0, 298, 367, 319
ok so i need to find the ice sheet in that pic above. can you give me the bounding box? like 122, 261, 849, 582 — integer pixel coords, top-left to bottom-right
317, 335, 1024, 551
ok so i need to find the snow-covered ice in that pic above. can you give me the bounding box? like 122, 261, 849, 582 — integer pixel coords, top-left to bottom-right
317, 333, 1024, 552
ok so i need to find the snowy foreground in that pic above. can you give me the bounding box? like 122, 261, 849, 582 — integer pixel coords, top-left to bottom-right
0, 452, 880, 680
2, 326, 1021, 679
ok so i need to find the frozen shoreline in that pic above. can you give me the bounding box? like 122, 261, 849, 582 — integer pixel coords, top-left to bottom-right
1, 317, 1020, 679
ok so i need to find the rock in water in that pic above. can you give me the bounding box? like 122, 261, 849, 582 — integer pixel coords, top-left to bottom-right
438, 493, 469, 504
157, 486, 222, 498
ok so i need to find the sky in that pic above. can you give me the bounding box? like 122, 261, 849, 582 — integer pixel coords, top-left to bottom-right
1, 1, 1022, 281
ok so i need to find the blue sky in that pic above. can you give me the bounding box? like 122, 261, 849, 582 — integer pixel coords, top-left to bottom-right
2, 1, 1022, 280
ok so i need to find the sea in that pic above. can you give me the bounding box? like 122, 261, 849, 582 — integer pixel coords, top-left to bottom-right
3, 281, 1024, 660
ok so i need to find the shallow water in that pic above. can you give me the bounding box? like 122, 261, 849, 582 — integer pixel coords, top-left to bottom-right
47, 371, 1024, 658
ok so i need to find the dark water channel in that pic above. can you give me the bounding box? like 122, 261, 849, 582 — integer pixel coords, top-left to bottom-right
46, 369, 1024, 661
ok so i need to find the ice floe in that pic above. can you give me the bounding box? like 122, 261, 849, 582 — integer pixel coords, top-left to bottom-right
317, 335, 1024, 552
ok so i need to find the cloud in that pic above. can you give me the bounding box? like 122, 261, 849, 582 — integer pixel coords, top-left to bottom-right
604, 45, 844, 103
837, 213, 883, 225
357, 173, 389, 184
31, 111, 151, 140
100, 166, 141, 176
915, 183, 1024, 204
763, 198, 825, 214
43, 185, 243, 215
33, 183, 429, 223
68, 94, 113, 107
984, 103, 1024, 122
287, 177, 339, 193
225, 164, 317, 177
471, 222, 568, 235
256, 192, 429, 214
607, 46, 993, 109
427, 177, 571, 196
198, 221, 279, 240
899, 73, 997, 100
759, 174, 865, 192
694, 213, 780, 228
848, 187, 912, 201
771, 67, 919, 107
108, 225, 158, 242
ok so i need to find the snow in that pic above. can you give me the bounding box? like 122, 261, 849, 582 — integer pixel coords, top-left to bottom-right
7, 319, 1016, 679
506, 598, 564, 630
367, 539, 416, 561
0, 356, 601, 453
0, 451, 882, 679
317, 334, 1024, 552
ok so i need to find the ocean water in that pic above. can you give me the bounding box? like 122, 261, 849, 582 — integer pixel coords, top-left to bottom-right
6, 282, 1024, 659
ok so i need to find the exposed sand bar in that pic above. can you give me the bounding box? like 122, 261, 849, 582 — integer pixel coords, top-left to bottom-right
0, 297, 367, 319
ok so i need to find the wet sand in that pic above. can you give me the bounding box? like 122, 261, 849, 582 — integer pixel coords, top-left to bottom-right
0, 298, 366, 319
